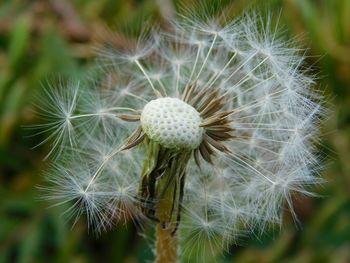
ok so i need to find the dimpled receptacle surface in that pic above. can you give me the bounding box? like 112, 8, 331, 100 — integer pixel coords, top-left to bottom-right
140, 98, 204, 149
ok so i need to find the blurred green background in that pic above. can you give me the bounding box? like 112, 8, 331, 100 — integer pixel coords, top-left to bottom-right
0, 0, 349, 262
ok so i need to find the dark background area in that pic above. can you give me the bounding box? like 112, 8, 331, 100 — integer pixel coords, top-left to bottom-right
0, 0, 349, 262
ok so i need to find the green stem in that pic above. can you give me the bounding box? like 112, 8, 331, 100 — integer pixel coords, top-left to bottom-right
138, 139, 191, 263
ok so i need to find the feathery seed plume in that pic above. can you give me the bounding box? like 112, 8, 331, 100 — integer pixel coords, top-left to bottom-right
34, 10, 324, 263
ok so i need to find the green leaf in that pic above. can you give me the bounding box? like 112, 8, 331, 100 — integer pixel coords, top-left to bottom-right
8, 16, 31, 73
17, 218, 42, 263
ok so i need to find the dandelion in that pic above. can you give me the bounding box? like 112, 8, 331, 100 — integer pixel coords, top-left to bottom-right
35, 10, 324, 263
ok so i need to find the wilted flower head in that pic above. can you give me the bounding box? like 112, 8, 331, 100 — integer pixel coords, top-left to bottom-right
35, 10, 324, 263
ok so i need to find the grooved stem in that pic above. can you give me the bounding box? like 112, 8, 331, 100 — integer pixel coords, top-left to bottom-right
139, 140, 190, 263
155, 223, 178, 263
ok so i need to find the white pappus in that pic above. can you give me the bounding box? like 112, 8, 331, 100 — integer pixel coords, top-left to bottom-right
34, 10, 325, 262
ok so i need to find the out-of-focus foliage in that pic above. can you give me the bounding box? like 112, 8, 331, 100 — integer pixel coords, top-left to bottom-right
0, 0, 349, 262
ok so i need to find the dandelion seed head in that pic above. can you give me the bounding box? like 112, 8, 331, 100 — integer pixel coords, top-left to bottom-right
141, 97, 204, 149
34, 8, 326, 261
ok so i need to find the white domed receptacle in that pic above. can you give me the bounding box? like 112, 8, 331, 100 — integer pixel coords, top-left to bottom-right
140, 98, 204, 150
